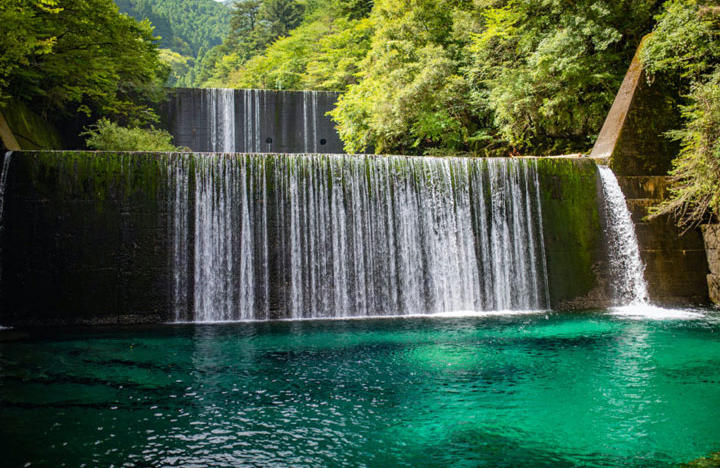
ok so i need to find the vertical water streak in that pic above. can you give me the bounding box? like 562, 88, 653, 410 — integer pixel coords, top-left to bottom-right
303, 92, 309, 153
221, 89, 236, 153
532, 161, 551, 308
0, 152, 12, 223
207, 89, 236, 152
168, 154, 551, 321
0, 152, 13, 286
312, 93, 318, 153
209, 89, 218, 152
597, 165, 649, 305
168, 153, 190, 321
254, 90, 261, 152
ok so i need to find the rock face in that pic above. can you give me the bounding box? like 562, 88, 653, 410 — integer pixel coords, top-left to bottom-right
702, 225, 720, 305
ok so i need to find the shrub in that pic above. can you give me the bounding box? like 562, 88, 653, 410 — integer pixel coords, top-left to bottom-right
83, 119, 179, 151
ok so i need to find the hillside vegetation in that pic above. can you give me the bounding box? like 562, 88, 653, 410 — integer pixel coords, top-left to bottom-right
115, 0, 231, 85
203, 0, 659, 156
1, 0, 718, 226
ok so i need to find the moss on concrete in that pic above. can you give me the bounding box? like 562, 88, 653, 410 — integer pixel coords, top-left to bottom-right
590, 35, 681, 176
1, 151, 171, 325
1, 100, 63, 150
536, 157, 605, 308
609, 71, 680, 176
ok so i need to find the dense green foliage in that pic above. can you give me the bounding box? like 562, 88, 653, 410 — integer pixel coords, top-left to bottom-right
115, 0, 230, 57
0, 0, 167, 128
83, 119, 179, 151
203, 0, 373, 90
205, 0, 660, 155
114, 0, 231, 87
644, 1, 720, 227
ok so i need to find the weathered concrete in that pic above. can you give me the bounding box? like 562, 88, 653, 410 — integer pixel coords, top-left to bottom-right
589, 34, 710, 305
159, 88, 345, 154
617, 176, 709, 305
590, 34, 681, 176
0, 151, 612, 325
701, 225, 720, 305
536, 157, 609, 309
0, 113, 20, 151
0, 151, 170, 325
0, 100, 63, 150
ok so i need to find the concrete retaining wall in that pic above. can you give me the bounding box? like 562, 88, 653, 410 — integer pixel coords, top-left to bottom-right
0, 151, 612, 325
159, 88, 345, 154
616, 176, 709, 305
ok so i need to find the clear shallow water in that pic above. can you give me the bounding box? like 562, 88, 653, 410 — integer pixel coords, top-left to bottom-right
1, 310, 720, 467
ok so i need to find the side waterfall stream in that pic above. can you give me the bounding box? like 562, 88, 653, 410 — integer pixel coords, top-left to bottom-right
598, 165, 649, 305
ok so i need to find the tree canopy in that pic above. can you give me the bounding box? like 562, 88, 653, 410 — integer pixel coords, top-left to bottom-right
1, 0, 167, 127
115, 0, 230, 57
202, 0, 662, 156
644, 0, 720, 227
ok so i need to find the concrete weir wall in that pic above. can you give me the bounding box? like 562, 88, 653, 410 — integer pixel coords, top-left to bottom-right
0, 151, 605, 325
159, 88, 345, 154
0, 151, 170, 325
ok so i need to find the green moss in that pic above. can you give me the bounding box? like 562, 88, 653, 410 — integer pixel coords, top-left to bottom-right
22, 151, 169, 216
2, 100, 63, 150
536, 157, 603, 307
683, 451, 720, 467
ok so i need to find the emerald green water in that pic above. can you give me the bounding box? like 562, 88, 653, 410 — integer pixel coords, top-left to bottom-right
1, 310, 720, 467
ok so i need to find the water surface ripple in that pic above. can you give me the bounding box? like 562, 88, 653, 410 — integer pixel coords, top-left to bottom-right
1, 310, 720, 467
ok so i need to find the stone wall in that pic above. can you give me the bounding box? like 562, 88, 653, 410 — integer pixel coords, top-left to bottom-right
702, 225, 720, 305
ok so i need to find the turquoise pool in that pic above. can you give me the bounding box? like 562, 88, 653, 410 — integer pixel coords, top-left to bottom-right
1, 308, 720, 466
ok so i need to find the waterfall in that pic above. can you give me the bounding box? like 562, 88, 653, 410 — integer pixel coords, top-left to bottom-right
209, 89, 236, 153
597, 166, 649, 305
168, 153, 550, 322
0, 152, 12, 222
0, 152, 12, 285
167, 88, 344, 153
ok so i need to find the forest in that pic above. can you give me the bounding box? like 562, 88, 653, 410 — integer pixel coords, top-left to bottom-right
0, 0, 718, 226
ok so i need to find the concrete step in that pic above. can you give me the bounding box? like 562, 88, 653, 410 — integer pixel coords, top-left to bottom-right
616, 176, 669, 199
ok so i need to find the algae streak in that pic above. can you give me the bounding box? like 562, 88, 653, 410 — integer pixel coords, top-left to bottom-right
537, 158, 606, 308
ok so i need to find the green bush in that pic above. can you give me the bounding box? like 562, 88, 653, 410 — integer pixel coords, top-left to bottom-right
83, 119, 179, 151
643, 1, 720, 227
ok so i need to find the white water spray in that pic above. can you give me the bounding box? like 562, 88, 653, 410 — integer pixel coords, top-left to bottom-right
0, 152, 12, 221
597, 165, 649, 305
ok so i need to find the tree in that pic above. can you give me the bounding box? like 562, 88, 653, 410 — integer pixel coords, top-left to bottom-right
644, 0, 720, 227
0, 0, 59, 106
2, 0, 167, 127
258, 0, 304, 38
